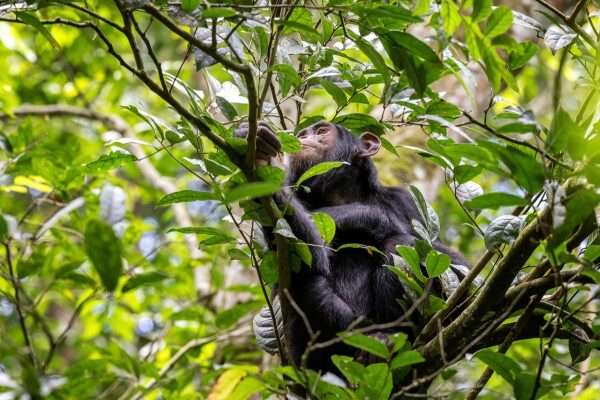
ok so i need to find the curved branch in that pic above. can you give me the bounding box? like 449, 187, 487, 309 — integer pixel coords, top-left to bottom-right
504, 269, 590, 302
140, 4, 257, 170
535, 0, 595, 47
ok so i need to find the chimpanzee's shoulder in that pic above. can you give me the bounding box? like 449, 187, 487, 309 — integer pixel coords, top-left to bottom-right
382, 186, 413, 203
380, 186, 420, 219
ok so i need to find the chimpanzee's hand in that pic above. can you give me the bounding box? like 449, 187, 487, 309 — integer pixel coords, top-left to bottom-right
253, 295, 285, 355
234, 121, 282, 162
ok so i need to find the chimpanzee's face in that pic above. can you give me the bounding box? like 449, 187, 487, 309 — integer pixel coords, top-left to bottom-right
294, 121, 338, 163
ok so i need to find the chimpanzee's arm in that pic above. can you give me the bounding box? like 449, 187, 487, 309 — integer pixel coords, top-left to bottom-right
317, 203, 399, 244
274, 190, 332, 276
299, 274, 359, 331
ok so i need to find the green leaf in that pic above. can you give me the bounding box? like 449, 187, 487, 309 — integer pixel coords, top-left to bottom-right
395, 245, 425, 281
256, 165, 285, 185
320, 79, 347, 108
0, 215, 7, 242
331, 355, 365, 385
480, 40, 505, 91
182, 0, 200, 12
349, 92, 369, 105
281, 21, 320, 43
508, 42, 538, 70
333, 113, 388, 135
440, 0, 461, 36
464, 193, 528, 209
548, 189, 600, 249
408, 185, 439, 241
480, 142, 545, 193
272, 64, 301, 97
496, 121, 537, 134
85, 151, 136, 173
380, 136, 400, 157
547, 108, 585, 160
388, 332, 408, 354
158, 190, 217, 206
583, 245, 600, 262
59, 272, 96, 287
361, 363, 393, 400
168, 226, 235, 245
390, 350, 425, 370
484, 6, 513, 38
341, 333, 390, 359
312, 212, 336, 244
475, 349, 522, 385
385, 32, 441, 64
216, 96, 237, 121
294, 242, 312, 267
453, 165, 483, 183
274, 218, 297, 239
16, 12, 60, 49
216, 301, 263, 329
472, 0, 493, 21
259, 252, 278, 284
229, 377, 265, 400
425, 251, 450, 278
351, 34, 391, 84
513, 372, 538, 400
225, 181, 282, 203
388, 266, 424, 296
122, 272, 168, 293
84, 219, 123, 292
202, 7, 237, 18
569, 333, 591, 365
336, 243, 387, 257
295, 161, 347, 187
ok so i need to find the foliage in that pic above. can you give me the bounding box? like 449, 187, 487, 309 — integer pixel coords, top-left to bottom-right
0, 0, 599, 399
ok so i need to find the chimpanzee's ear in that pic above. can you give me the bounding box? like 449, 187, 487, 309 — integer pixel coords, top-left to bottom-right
358, 132, 381, 158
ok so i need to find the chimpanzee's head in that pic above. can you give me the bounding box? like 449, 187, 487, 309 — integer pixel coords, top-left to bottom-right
290, 121, 381, 174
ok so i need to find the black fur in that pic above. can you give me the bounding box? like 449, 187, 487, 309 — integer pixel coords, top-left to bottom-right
274, 124, 466, 371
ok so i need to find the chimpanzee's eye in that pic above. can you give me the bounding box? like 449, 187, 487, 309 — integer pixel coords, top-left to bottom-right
317, 127, 327, 135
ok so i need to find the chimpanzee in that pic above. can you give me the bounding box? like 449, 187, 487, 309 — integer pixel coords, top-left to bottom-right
237, 121, 468, 372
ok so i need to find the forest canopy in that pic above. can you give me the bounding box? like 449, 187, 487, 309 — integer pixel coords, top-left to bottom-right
0, 0, 599, 399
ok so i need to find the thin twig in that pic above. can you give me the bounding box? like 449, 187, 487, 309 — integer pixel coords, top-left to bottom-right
130, 12, 168, 91
3, 243, 37, 369
462, 111, 572, 170
535, 0, 595, 46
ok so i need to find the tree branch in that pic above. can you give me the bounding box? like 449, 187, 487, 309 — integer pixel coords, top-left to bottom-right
3, 243, 38, 369
420, 207, 552, 363
535, 0, 595, 46
462, 111, 572, 170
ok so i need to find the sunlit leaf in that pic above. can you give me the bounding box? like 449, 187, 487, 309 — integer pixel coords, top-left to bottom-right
390, 350, 425, 370
341, 333, 390, 359
484, 6, 513, 38
465, 192, 527, 209
158, 190, 217, 206
476, 349, 521, 384
295, 161, 347, 187
425, 250, 450, 278
312, 212, 336, 244
225, 182, 282, 203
